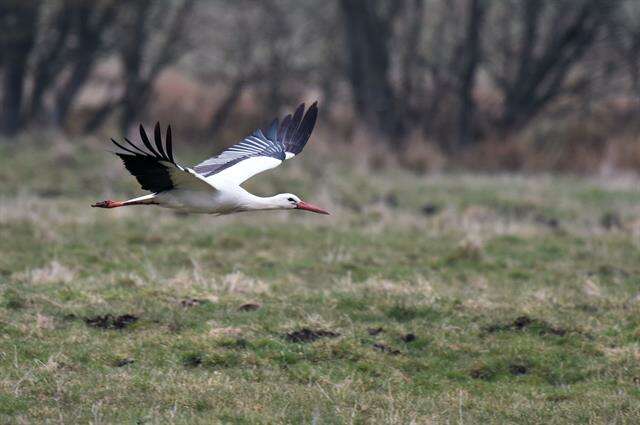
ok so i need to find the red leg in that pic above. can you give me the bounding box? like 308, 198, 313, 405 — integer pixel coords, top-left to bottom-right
92, 199, 157, 208
91, 200, 124, 208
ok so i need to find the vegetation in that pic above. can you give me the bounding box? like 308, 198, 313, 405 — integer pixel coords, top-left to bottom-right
2, 138, 640, 423
2, 1, 639, 423
1, 0, 639, 172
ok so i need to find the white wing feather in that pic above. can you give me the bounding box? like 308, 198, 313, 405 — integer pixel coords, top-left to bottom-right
205, 157, 282, 186
193, 102, 317, 186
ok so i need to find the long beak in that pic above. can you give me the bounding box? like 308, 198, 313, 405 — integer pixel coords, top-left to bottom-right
296, 200, 330, 215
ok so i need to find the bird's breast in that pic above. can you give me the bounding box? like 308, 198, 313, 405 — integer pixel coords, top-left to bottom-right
155, 190, 240, 214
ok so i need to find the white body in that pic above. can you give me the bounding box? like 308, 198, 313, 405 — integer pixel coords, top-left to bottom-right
152, 178, 282, 215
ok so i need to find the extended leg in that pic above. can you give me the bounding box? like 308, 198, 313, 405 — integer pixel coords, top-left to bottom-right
92, 194, 157, 209
91, 200, 124, 208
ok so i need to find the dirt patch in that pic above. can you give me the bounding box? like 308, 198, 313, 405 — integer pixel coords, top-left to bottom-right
285, 328, 340, 343
372, 343, 401, 355
238, 302, 261, 312
180, 298, 203, 307
594, 264, 630, 278
509, 363, 528, 376
470, 366, 493, 380
367, 327, 384, 336
384, 193, 399, 207
484, 315, 567, 336
600, 212, 622, 230
401, 333, 416, 342
182, 353, 203, 367
421, 203, 440, 216
85, 314, 138, 330
535, 214, 560, 229
114, 358, 134, 367
470, 363, 528, 379
167, 321, 183, 333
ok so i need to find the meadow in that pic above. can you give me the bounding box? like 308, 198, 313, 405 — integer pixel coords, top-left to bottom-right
2, 135, 640, 423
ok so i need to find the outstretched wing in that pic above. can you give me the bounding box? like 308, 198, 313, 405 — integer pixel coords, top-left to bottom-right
111, 123, 215, 193
193, 102, 318, 185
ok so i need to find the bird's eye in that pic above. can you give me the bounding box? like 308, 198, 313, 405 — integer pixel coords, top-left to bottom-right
287, 197, 295, 202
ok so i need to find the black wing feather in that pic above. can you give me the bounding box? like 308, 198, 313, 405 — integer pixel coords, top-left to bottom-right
124, 137, 149, 155
165, 126, 174, 162
284, 103, 304, 144
116, 153, 174, 192
111, 123, 181, 192
154, 122, 167, 159
139, 124, 158, 156
290, 103, 305, 128
281, 101, 317, 155
278, 114, 292, 137
110, 138, 140, 156
265, 118, 279, 141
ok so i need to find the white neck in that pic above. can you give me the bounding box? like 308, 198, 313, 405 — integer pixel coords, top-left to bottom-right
240, 193, 286, 211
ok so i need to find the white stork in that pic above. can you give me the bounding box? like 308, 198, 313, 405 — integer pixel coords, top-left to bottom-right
92, 102, 329, 215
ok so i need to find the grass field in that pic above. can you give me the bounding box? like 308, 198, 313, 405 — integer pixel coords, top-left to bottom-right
2, 136, 640, 423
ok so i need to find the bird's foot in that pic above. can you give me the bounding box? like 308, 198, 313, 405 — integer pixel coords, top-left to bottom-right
91, 200, 123, 208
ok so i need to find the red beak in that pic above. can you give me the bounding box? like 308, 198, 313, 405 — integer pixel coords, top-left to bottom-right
296, 201, 330, 215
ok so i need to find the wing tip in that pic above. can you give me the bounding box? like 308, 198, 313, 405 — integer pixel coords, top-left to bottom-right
134, 121, 178, 163
280, 101, 319, 156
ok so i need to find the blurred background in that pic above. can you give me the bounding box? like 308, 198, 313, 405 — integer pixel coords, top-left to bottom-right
0, 0, 638, 173
6, 3, 640, 421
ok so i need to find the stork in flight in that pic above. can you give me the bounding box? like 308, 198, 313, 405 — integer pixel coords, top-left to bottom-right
92, 102, 329, 215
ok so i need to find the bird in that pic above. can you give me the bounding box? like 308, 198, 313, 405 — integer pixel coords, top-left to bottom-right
92, 102, 329, 216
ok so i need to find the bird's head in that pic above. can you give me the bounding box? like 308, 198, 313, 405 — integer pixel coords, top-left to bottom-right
275, 193, 330, 215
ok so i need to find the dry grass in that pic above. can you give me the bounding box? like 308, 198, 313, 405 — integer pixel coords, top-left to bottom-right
2, 135, 640, 423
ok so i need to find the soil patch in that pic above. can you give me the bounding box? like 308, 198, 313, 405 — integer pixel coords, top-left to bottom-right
238, 302, 261, 312
484, 315, 567, 336
85, 314, 138, 330
372, 343, 401, 355
180, 298, 203, 308
509, 363, 528, 376
401, 333, 416, 342
114, 358, 134, 367
285, 328, 340, 343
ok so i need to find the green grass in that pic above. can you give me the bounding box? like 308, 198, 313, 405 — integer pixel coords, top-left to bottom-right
2, 136, 640, 423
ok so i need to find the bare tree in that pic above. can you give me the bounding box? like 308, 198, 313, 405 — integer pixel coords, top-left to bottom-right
397, 0, 425, 127
117, 0, 195, 133
416, 0, 460, 139
0, 0, 628, 159
27, 0, 74, 123
53, 1, 118, 127
456, 0, 487, 147
607, 1, 640, 107
487, 0, 617, 133
181, 0, 334, 141
0, 0, 40, 135
339, 0, 405, 141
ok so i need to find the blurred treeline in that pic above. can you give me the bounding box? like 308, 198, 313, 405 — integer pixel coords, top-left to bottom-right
1, 0, 639, 171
